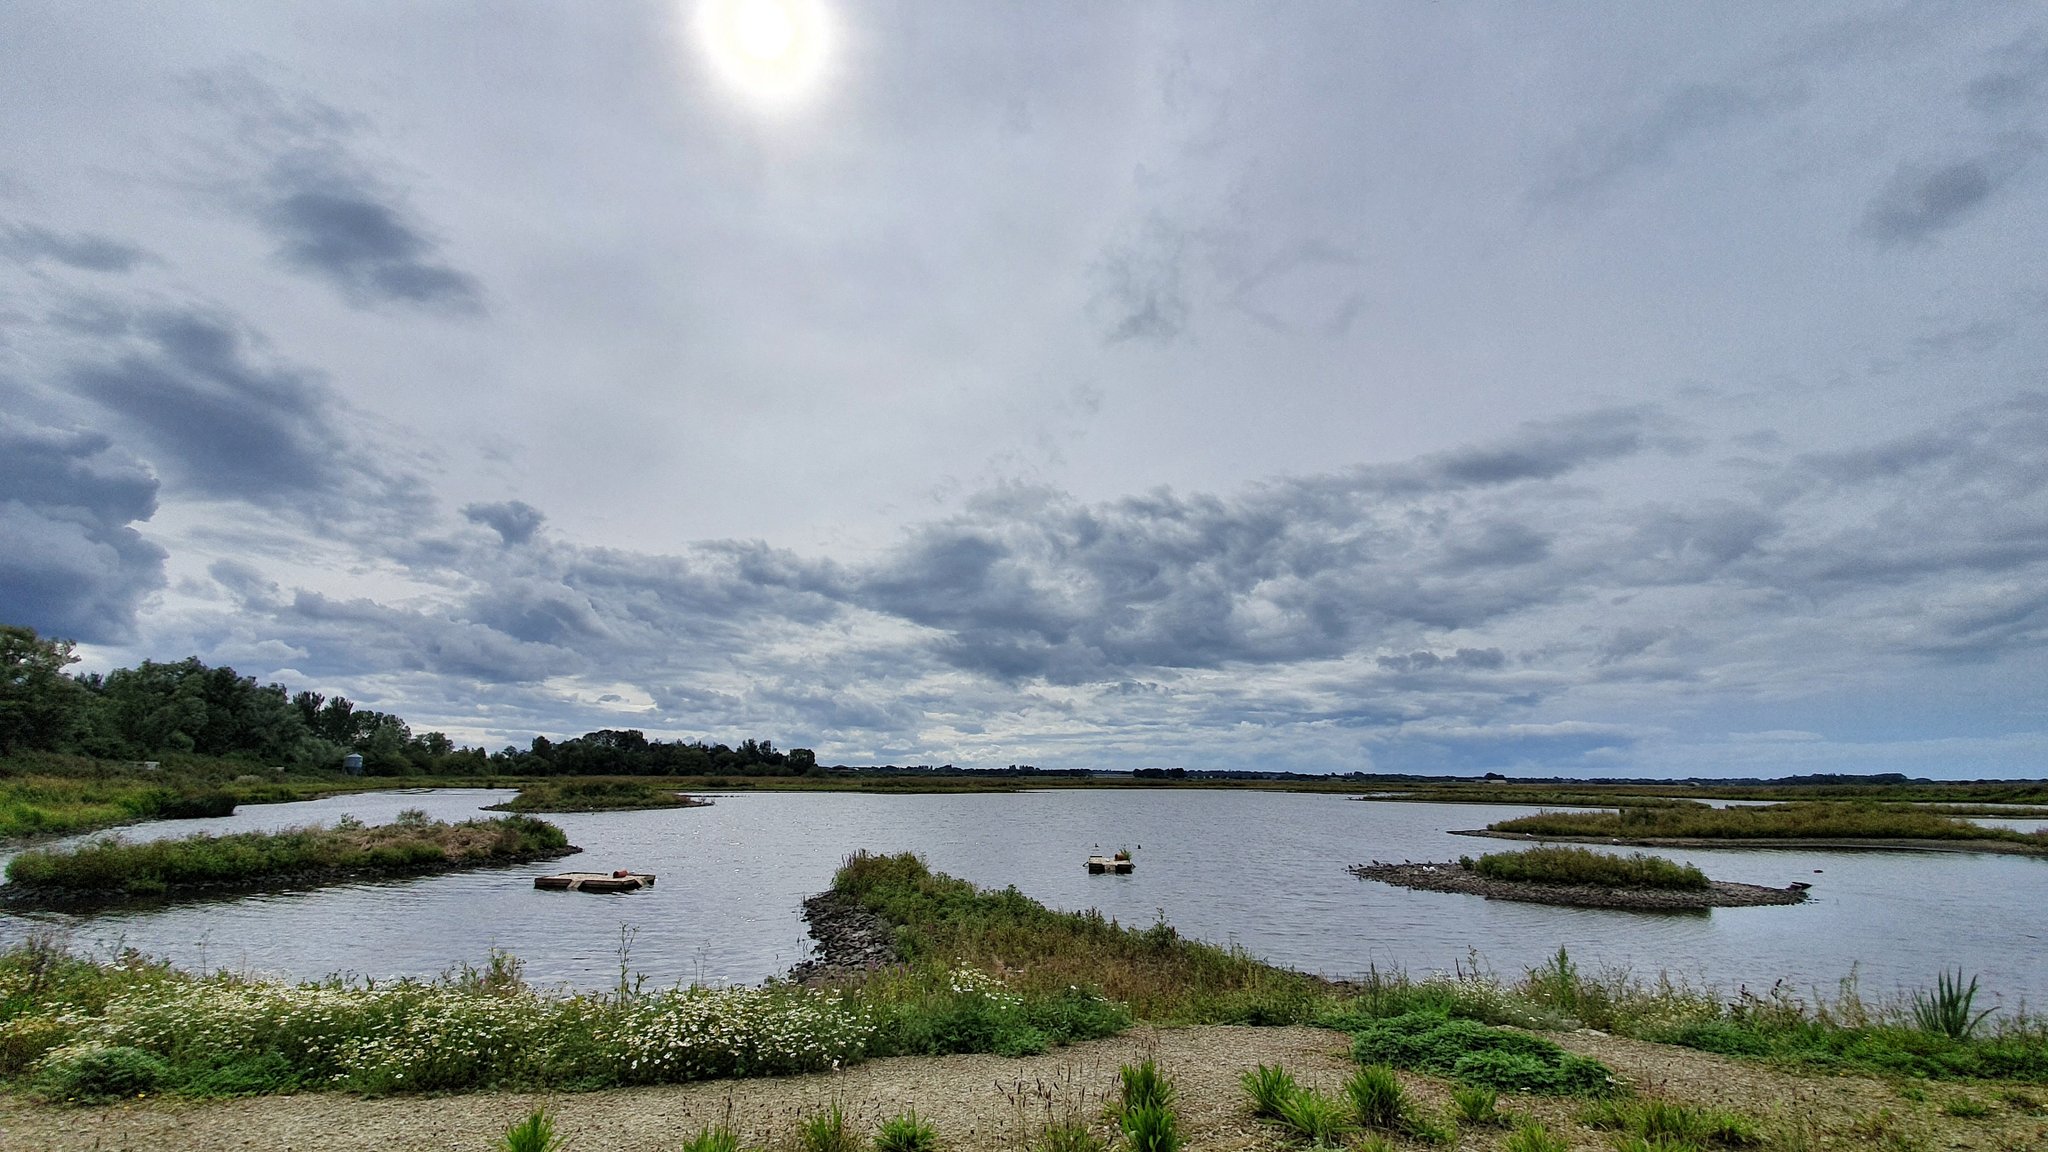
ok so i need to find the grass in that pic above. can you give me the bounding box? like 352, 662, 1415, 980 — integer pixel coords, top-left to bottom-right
1463, 846, 1709, 890
799, 1103, 861, 1152
1578, 1097, 1764, 1147
1342, 1063, 1407, 1128
1911, 969, 1994, 1040
1485, 801, 2048, 851
1240, 1063, 1297, 1119
1, 812, 574, 902
874, 1110, 939, 1152
498, 1107, 567, 1152
829, 851, 1325, 1024
485, 777, 710, 813
1113, 1062, 1181, 1152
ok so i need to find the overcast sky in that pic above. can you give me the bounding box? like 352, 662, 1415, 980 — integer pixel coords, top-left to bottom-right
4, 2, 2046, 777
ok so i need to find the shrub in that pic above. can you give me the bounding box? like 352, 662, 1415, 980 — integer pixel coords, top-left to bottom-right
1240, 1062, 1297, 1119
498, 1107, 566, 1152
874, 1110, 938, 1152
33, 1044, 168, 1102
1348, 1012, 1615, 1095
1342, 1064, 1406, 1128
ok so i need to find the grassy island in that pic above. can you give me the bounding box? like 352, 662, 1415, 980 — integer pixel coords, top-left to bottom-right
485, 777, 711, 813
0, 812, 574, 904
1466, 845, 1708, 890
1479, 801, 2048, 854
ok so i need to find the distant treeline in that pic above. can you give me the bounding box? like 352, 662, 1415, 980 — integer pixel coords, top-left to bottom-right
0, 624, 811, 778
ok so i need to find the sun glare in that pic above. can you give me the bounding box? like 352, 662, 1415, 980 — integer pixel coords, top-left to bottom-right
698, 0, 830, 102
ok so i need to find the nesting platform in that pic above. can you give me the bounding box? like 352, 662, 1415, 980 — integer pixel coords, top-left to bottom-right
1085, 855, 1133, 874
534, 870, 657, 893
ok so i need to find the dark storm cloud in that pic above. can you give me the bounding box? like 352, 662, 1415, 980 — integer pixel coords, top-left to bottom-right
0, 223, 150, 273
1860, 135, 2041, 246
63, 309, 363, 502
186, 66, 481, 314
1531, 79, 1808, 208
462, 500, 545, 545
0, 415, 166, 643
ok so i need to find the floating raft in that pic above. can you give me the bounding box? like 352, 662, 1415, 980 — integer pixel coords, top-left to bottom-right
1085, 855, 1133, 874
534, 870, 657, 893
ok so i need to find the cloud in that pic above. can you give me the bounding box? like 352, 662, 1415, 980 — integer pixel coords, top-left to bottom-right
1532, 79, 1808, 208
1089, 215, 1189, 343
186, 66, 482, 314
1966, 32, 2048, 113
1860, 135, 2041, 246
463, 500, 545, 545
62, 309, 385, 505
0, 223, 151, 273
0, 415, 166, 643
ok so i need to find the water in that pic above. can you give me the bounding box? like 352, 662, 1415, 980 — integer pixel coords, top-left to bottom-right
3, 789, 2044, 1013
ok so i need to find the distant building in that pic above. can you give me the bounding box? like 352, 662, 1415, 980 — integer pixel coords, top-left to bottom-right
342, 753, 364, 775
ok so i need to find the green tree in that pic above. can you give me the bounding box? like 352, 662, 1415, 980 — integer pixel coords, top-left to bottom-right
0, 625, 89, 754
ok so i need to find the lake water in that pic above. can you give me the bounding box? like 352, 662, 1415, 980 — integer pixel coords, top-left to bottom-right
3, 788, 2044, 1013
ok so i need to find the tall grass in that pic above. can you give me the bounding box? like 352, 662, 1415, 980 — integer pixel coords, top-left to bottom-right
486, 777, 708, 813
829, 851, 1325, 1023
1487, 802, 2047, 850
1464, 846, 1708, 890
3, 815, 572, 900
1912, 970, 1994, 1040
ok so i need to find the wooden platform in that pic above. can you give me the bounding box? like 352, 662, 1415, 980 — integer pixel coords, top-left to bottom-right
534, 870, 657, 893
1085, 855, 1133, 874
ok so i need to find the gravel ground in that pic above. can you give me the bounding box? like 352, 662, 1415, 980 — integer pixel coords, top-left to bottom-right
2, 1025, 2041, 1152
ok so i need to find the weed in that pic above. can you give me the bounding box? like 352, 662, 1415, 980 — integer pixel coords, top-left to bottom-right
1452, 1085, 1506, 1126
1579, 1097, 1762, 1147
1940, 1095, 1991, 1118
1240, 1062, 1298, 1119
1911, 970, 1994, 1041
1030, 1119, 1104, 1152
874, 1111, 938, 1152
1113, 1059, 1175, 1119
678, 1126, 743, 1152
1342, 1064, 1406, 1129
1119, 1102, 1180, 1152
1503, 1120, 1569, 1152
800, 1104, 863, 1152
497, 1107, 567, 1152
1273, 1087, 1350, 1147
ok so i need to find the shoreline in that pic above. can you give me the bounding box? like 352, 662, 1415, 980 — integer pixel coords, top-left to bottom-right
1350, 861, 1809, 910
1450, 828, 2048, 856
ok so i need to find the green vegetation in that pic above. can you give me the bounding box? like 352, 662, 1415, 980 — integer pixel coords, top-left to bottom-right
1911, 969, 1994, 1040
874, 1110, 940, 1152
799, 1103, 861, 1152
1240, 1063, 1298, 1119
1485, 802, 2048, 851
1462, 846, 1709, 890
680, 1124, 748, 1152
830, 851, 1323, 1024
2, 812, 573, 902
1030, 1119, 1105, 1152
1452, 1085, 1508, 1126
485, 777, 709, 813
1112, 1061, 1182, 1152
497, 1107, 567, 1152
1504, 1120, 1570, 1152
1271, 1085, 1348, 1146
1342, 1063, 1407, 1128
1578, 1097, 1763, 1147
1344, 1012, 1615, 1095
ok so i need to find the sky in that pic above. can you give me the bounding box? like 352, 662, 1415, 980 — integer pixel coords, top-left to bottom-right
3, 2, 2046, 777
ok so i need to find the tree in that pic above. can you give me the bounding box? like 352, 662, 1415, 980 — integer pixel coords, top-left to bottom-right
0, 625, 88, 755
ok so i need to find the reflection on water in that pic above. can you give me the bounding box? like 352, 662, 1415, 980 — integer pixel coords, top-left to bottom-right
2, 789, 2043, 1011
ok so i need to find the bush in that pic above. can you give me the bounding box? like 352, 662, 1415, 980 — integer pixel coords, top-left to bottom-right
34, 1044, 169, 1102
1347, 1012, 1615, 1095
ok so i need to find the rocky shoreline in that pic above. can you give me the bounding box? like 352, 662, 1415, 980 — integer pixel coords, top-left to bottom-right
1349, 861, 1809, 910
788, 889, 900, 983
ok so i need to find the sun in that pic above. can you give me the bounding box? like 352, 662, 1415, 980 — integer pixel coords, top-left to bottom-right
697, 0, 831, 102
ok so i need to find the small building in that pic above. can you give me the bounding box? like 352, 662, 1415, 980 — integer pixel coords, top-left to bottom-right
342, 753, 364, 776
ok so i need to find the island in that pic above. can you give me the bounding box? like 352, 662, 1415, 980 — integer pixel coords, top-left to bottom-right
1458, 801, 2048, 856
1351, 845, 1809, 910
484, 778, 714, 813
0, 812, 577, 907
